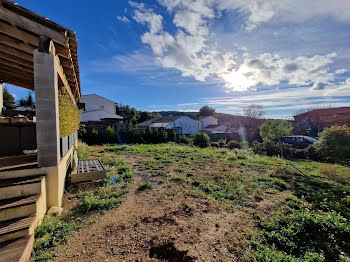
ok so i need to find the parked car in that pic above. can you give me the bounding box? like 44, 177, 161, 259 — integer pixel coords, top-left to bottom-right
278, 136, 317, 149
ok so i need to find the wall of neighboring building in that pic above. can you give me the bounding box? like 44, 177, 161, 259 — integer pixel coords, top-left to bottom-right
200, 116, 218, 129
80, 95, 116, 115
173, 116, 200, 134
204, 125, 227, 132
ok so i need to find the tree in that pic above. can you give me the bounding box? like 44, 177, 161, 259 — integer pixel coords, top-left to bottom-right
243, 104, 265, 119
259, 120, 293, 141
199, 105, 215, 116
17, 92, 34, 107
3, 88, 15, 109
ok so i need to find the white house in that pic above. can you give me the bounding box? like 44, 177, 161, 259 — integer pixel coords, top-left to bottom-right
198, 116, 227, 132
137, 115, 200, 134
79, 94, 124, 122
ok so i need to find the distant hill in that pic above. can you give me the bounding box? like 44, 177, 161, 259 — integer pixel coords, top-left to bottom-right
157, 111, 199, 118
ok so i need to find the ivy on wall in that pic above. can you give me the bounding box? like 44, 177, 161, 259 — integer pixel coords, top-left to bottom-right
58, 88, 80, 138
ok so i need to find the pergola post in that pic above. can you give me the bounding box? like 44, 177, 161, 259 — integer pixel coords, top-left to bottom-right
33, 45, 60, 168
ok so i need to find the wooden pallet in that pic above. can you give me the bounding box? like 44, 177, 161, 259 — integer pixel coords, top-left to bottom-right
70, 159, 106, 183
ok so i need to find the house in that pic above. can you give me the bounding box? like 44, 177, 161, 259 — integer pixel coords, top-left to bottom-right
0, 1, 97, 259
293, 107, 350, 128
198, 115, 227, 132
137, 115, 200, 134
79, 94, 124, 122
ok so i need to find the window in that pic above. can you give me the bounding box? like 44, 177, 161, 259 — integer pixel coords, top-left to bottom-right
282, 137, 294, 143
175, 127, 182, 134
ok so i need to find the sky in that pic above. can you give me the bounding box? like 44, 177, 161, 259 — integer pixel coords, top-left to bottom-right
5, 0, 350, 118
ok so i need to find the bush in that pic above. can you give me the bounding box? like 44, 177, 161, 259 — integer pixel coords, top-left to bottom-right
313, 126, 350, 164
253, 140, 296, 158
227, 140, 241, 149
87, 128, 99, 145
193, 132, 210, 148
103, 126, 116, 143
168, 129, 176, 142
218, 139, 226, 147
177, 135, 192, 144
211, 142, 219, 148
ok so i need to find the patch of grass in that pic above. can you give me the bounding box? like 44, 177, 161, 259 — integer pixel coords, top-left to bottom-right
254, 176, 288, 191
138, 182, 152, 191
73, 192, 121, 214
294, 176, 350, 219
76, 141, 89, 160
32, 215, 79, 261
249, 197, 350, 261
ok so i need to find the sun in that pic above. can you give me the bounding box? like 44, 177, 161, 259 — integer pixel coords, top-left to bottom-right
221, 71, 254, 92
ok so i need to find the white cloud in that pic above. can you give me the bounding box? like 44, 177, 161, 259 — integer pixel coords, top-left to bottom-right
117, 16, 130, 23
127, 0, 348, 94
224, 52, 338, 91
216, 0, 350, 31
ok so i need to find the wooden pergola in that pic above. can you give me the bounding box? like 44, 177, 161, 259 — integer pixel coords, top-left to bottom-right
0, 0, 81, 101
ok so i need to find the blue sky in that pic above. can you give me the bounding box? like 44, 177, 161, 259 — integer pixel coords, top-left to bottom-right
5, 0, 350, 118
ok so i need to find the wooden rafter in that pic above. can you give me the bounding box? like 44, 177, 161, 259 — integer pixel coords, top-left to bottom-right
0, 0, 81, 99
0, 4, 67, 45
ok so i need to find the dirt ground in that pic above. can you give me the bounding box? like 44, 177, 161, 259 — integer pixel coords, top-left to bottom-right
52, 174, 289, 262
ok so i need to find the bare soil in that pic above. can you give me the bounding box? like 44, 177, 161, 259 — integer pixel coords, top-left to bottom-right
53, 174, 289, 261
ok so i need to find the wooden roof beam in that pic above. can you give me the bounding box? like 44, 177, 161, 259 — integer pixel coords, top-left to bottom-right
0, 50, 32, 67
0, 4, 68, 45
0, 32, 35, 54
0, 57, 33, 73
50, 42, 76, 103
0, 43, 32, 62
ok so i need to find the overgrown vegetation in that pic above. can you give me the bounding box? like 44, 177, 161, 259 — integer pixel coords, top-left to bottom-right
31, 144, 134, 261
249, 196, 350, 261
34, 141, 350, 261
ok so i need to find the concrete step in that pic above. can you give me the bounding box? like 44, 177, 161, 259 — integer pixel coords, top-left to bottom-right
0, 175, 43, 200
0, 235, 34, 262
0, 195, 38, 222
0, 216, 35, 243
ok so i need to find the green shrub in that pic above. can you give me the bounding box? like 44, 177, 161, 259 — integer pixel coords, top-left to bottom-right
168, 129, 177, 142
211, 142, 219, 148
87, 128, 99, 145
103, 126, 116, 143
218, 139, 226, 147
227, 140, 241, 149
193, 132, 210, 148
313, 126, 350, 164
178, 135, 192, 144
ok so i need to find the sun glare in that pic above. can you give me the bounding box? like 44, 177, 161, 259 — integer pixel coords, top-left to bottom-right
221, 71, 254, 92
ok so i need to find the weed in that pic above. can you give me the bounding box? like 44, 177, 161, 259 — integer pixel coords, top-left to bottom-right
32, 216, 78, 261
249, 198, 350, 261
138, 182, 153, 191
254, 176, 288, 190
